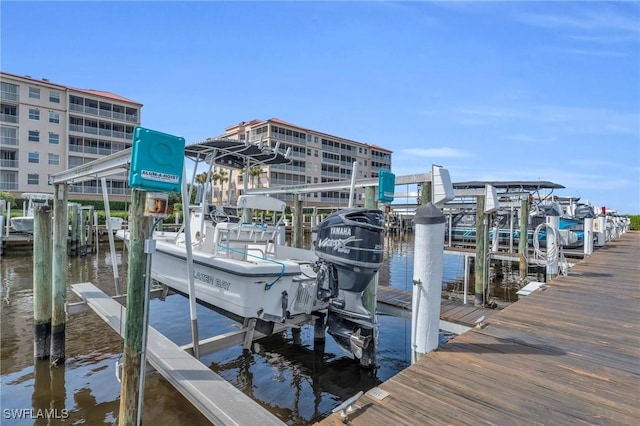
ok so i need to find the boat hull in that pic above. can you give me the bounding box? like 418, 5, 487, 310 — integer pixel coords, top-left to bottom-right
11, 217, 34, 233
151, 237, 323, 321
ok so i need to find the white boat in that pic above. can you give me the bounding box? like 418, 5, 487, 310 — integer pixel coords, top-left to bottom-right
10, 193, 54, 233
117, 138, 386, 365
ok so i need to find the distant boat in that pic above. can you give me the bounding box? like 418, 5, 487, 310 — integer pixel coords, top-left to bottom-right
445, 201, 595, 249
10, 193, 54, 233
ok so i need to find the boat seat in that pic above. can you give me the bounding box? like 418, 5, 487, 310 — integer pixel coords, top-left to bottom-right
213, 222, 279, 260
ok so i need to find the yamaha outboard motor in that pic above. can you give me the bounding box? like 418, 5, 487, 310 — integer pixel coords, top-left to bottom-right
313, 209, 384, 367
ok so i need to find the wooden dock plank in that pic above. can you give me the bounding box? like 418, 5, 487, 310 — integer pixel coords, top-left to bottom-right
377, 286, 499, 327
317, 232, 640, 425
71, 282, 285, 426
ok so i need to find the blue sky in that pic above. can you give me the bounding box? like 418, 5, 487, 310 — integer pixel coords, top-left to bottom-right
2, 1, 639, 213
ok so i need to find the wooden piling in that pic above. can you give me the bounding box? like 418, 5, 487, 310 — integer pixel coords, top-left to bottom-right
86, 207, 94, 253
33, 205, 52, 359
51, 184, 68, 365
70, 204, 78, 255
474, 196, 486, 306
118, 189, 150, 425
292, 194, 302, 249
79, 207, 86, 254
420, 181, 432, 205
519, 198, 528, 282
361, 187, 378, 368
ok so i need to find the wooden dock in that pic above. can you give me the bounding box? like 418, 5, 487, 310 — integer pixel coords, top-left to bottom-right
318, 231, 640, 425
377, 286, 499, 329
71, 282, 285, 426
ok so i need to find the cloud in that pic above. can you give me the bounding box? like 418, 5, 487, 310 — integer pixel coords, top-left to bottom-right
561, 48, 629, 57
506, 134, 556, 144
403, 147, 471, 158
518, 8, 640, 35
455, 104, 640, 136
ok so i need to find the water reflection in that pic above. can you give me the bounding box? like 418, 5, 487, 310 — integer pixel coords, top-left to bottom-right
2, 235, 503, 425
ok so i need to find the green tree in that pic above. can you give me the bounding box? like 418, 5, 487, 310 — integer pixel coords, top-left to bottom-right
213, 169, 229, 203
248, 166, 264, 188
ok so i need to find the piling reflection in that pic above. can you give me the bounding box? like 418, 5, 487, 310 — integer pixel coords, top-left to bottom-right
208, 331, 380, 424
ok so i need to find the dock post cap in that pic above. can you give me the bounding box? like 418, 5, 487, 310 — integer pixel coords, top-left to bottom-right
413, 202, 446, 225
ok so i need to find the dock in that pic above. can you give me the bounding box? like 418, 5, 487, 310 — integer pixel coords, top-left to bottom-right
318, 231, 640, 425
71, 282, 285, 426
377, 286, 499, 331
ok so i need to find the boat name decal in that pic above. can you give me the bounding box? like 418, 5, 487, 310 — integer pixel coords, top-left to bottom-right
215, 278, 231, 291
317, 236, 362, 254
193, 271, 231, 290
194, 271, 214, 285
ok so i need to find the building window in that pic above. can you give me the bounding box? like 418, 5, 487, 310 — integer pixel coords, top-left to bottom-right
49, 133, 60, 144
28, 152, 40, 163
28, 130, 40, 142
49, 111, 60, 123
48, 153, 60, 165
28, 174, 39, 185
29, 87, 41, 99
49, 91, 61, 103
29, 109, 40, 120
1, 82, 19, 100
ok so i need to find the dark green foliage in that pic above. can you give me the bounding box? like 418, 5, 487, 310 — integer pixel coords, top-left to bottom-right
630, 215, 640, 231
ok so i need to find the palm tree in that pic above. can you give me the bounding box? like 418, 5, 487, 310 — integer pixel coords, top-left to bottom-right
248, 166, 264, 189
196, 172, 209, 203
214, 169, 229, 203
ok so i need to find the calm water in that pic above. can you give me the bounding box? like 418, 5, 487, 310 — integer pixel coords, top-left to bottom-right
0, 233, 519, 425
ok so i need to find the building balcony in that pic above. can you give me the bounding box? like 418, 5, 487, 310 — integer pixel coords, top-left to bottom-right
68, 185, 131, 196
69, 124, 132, 141
0, 181, 18, 191
0, 136, 19, 146
0, 91, 19, 102
69, 104, 138, 123
0, 159, 18, 168
0, 113, 18, 124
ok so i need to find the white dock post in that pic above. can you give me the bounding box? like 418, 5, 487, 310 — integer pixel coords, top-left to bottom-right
491, 222, 499, 252
411, 203, 446, 363
584, 216, 594, 256
596, 213, 606, 247
546, 211, 560, 281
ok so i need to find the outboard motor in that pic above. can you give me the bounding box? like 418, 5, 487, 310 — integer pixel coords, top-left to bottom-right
313, 209, 384, 367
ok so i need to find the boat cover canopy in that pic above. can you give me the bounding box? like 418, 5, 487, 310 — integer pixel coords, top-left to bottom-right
184, 138, 291, 169
452, 181, 565, 191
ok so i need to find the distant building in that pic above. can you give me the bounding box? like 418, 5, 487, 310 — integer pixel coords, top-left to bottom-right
0, 71, 141, 200
217, 118, 392, 207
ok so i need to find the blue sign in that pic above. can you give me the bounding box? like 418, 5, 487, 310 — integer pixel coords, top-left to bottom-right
129, 126, 185, 192
378, 169, 395, 203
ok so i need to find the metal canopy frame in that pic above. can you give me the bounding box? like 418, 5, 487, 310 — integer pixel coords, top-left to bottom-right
49, 138, 294, 185
184, 138, 291, 169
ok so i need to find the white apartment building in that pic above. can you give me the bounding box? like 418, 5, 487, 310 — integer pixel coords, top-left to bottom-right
218, 118, 392, 207
0, 71, 141, 201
